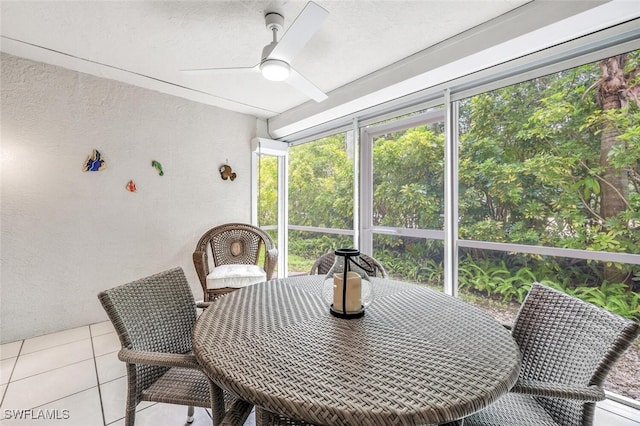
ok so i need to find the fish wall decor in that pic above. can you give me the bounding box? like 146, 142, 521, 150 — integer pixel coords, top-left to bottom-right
151, 160, 164, 176
82, 149, 106, 172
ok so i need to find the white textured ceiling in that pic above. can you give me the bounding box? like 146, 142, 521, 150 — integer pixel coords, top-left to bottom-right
1, 0, 529, 116
1, 0, 639, 131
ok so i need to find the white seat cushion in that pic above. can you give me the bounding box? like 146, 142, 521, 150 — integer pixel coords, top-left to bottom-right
206, 264, 267, 289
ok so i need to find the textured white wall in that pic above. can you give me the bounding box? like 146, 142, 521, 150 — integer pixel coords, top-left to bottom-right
0, 54, 257, 343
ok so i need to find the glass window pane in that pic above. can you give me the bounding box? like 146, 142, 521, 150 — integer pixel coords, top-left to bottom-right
258, 154, 278, 277
288, 132, 355, 275
458, 49, 640, 256
373, 234, 444, 290
288, 229, 353, 275
455, 49, 640, 403
258, 155, 278, 228
459, 247, 639, 400
372, 115, 445, 230
288, 133, 354, 229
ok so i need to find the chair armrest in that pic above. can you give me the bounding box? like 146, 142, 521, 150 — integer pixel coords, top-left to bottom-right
193, 250, 209, 291
265, 248, 278, 279
511, 379, 606, 402
118, 348, 201, 369
196, 301, 214, 309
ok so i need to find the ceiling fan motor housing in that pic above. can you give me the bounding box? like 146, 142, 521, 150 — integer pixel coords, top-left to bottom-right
265, 12, 284, 32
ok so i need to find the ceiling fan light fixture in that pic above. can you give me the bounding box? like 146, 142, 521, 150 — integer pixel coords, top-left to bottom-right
260, 59, 290, 81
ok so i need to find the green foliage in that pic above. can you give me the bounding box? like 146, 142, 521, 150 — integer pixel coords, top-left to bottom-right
257, 156, 278, 226
574, 282, 640, 321
458, 256, 639, 321
287, 231, 354, 273
287, 254, 315, 275
459, 256, 534, 303
288, 135, 355, 229
375, 236, 445, 284
373, 124, 445, 229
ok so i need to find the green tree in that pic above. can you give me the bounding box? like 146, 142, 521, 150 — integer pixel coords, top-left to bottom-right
258, 155, 278, 226
288, 134, 354, 229
590, 53, 640, 282
373, 124, 444, 230
458, 51, 639, 297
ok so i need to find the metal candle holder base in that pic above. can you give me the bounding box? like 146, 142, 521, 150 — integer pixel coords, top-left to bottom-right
329, 304, 365, 319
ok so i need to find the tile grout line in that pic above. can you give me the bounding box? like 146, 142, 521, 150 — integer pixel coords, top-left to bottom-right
6, 347, 97, 384
29, 388, 101, 411
89, 325, 109, 426
1, 341, 100, 420
88, 321, 118, 339
19, 331, 92, 357
0, 340, 25, 409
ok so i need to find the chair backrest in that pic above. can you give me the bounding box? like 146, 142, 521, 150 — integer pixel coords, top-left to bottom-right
512, 283, 639, 426
193, 223, 277, 293
97, 267, 197, 398
198, 223, 273, 266
309, 251, 388, 278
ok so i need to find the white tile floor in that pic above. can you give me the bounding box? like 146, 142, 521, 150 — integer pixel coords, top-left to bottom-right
0, 321, 256, 426
0, 321, 638, 426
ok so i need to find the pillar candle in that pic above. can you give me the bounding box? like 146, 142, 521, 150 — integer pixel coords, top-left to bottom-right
333, 271, 362, 313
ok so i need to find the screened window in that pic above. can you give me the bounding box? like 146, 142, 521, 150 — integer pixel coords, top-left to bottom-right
287, 132, 355, 274
455, 50, 640, 401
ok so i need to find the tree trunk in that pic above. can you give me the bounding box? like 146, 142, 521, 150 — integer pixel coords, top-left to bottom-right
597, 55, 630, 283
599, 121, 629, 220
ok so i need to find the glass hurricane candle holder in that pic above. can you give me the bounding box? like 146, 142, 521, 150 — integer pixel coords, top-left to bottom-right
322, 248, 375, 319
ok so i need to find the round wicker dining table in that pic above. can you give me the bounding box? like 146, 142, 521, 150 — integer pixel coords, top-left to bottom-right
192, 275, 521, 426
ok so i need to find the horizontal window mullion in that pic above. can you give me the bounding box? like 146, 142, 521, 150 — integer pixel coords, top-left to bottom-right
372, 226, 444, 240
285, 124, 353, 146
459, 240, 640, 265
288, 225, 354, 236
362, 108, 445, 137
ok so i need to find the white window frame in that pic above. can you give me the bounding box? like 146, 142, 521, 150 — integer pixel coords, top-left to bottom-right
252, 137, 288, 277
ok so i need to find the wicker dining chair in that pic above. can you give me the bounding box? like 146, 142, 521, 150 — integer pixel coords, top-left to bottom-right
309, 251, 388, 278
193, 223, 277, 302
97, 267, 253, 426
462, 282, 640, 426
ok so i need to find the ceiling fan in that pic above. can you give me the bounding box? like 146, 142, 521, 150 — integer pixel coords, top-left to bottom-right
182, 1, 329, 102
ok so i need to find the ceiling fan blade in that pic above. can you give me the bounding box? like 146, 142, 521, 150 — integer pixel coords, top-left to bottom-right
181, 65, 259, 75
286, 68, 328, 102
268, 1, 329, 62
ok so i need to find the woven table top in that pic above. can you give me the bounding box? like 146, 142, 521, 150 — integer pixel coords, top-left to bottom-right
193, 275, 521, 426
